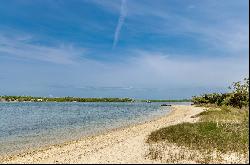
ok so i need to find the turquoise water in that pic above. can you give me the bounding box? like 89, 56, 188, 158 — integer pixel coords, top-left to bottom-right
0, 102, 190, 156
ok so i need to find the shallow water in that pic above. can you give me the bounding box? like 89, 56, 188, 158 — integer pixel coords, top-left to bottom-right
0, 102, 190, 155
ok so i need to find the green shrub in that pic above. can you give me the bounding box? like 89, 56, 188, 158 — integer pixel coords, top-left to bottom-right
192, 77, 249, 108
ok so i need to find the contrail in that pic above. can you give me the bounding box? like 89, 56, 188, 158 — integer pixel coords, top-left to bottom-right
112, 0, 127, 49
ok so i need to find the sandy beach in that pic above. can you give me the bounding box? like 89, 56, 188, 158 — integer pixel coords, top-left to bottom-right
0, 105, 205, 164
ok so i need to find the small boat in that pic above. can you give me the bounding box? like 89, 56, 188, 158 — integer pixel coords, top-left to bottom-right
161, 104, 171, 106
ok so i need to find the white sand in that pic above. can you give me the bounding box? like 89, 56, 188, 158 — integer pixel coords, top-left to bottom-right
0, 105, 205, 164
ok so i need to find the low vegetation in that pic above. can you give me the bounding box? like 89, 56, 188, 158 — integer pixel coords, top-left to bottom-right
0, 96, 191, 103
148, 108, 249, 154
146, 77, 249, 163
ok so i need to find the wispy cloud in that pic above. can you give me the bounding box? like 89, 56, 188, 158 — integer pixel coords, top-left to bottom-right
50, 84, 135, 91
1, 46, 248, 97
85, 0, 249, 55
0, 33, 85, 64
112, 0, 127, 49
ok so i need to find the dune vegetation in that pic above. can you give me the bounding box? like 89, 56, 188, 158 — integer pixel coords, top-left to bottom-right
146, 78, 249, 163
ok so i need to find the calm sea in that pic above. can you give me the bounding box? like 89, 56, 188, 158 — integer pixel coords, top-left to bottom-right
0, 102, 190, 156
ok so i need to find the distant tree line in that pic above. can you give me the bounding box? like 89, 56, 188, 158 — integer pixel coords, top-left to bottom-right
0, 96, 134, 102
0, 96, 192, 103
192, 77, 249, 108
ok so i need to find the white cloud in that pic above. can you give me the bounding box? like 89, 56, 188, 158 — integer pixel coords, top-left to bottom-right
1, 45, 248, 97
112, 0, 127, 49
118, 51, 249, 88
64, 50, 249, 90
89, 0, 249, 55
0, 33, 85, 64
112, 1, 249, 56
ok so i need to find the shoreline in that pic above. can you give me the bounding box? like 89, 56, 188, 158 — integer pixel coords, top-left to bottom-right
0, 105, 205, 164
0, 104, 173, 157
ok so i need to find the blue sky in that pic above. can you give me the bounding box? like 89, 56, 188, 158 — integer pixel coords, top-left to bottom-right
0, 0, 249, 99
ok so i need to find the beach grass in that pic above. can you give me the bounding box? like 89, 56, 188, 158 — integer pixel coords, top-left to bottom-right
146, 106, 249, 163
